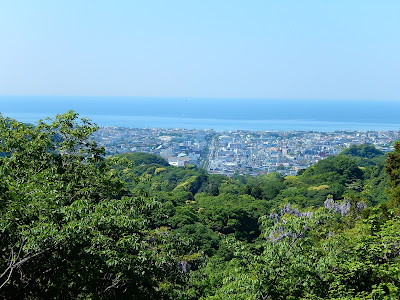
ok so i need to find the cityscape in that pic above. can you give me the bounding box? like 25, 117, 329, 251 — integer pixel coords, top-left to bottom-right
92, 127, 399, 176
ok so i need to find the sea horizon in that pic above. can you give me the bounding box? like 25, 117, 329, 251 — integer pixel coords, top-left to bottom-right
1, 96, 400, 132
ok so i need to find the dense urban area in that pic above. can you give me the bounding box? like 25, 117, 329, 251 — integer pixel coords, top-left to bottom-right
92, 127, 399, 176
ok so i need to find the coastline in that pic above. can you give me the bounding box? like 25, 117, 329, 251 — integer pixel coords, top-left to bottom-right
2, 112, 400, 132
1, 96, 400, 132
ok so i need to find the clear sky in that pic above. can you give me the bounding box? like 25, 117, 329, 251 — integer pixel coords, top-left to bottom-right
0, 1, 399, 100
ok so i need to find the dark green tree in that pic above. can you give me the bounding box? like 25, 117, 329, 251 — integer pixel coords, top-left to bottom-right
386, 142, 400, 208
0, 112, 194, 299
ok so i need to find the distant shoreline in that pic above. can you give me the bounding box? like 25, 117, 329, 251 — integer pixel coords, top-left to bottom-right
2, 112, 400, 133
1, 96, 400, 132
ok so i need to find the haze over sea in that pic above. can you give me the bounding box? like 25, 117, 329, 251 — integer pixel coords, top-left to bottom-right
1, 96, 399, 132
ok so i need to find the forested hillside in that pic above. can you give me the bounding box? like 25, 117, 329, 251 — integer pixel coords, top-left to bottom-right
1, 112, 399, 299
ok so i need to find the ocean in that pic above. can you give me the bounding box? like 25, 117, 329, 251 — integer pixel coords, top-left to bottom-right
1, 96, 399, 132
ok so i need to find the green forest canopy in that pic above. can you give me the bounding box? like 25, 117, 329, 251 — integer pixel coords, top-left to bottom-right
1, 111, 399, 299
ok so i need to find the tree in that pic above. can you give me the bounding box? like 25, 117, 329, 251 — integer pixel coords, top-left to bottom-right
0, 112, 193, 299
207, 202, 400, 299
386, 142, 400, 208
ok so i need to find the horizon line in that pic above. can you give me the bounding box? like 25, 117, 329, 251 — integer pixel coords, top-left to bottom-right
1, 94, 400, 102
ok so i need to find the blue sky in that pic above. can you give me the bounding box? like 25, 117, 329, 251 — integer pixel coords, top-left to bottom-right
0, 1, 399, 100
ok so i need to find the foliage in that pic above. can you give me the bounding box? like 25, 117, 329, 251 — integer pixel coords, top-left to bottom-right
0, 112, 195, 299
1, 113, 399, 299
113, 152, 169, 167
387, 142, 400, 208
207, 205, 400, 299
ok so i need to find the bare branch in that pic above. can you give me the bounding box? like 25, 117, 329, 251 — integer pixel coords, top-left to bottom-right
0, 243, 49, 290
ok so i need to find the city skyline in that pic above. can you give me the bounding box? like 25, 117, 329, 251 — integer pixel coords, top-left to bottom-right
92, 126, 398, 177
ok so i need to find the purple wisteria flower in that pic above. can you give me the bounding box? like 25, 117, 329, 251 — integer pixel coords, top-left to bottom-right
324, 198, 352, 216
268, 226, 290, 243
267, 203, 313, 243
269, 213, 280, 224
280, 203, 312, 219
178, 261, 188, 273
356, 201, 367, 211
